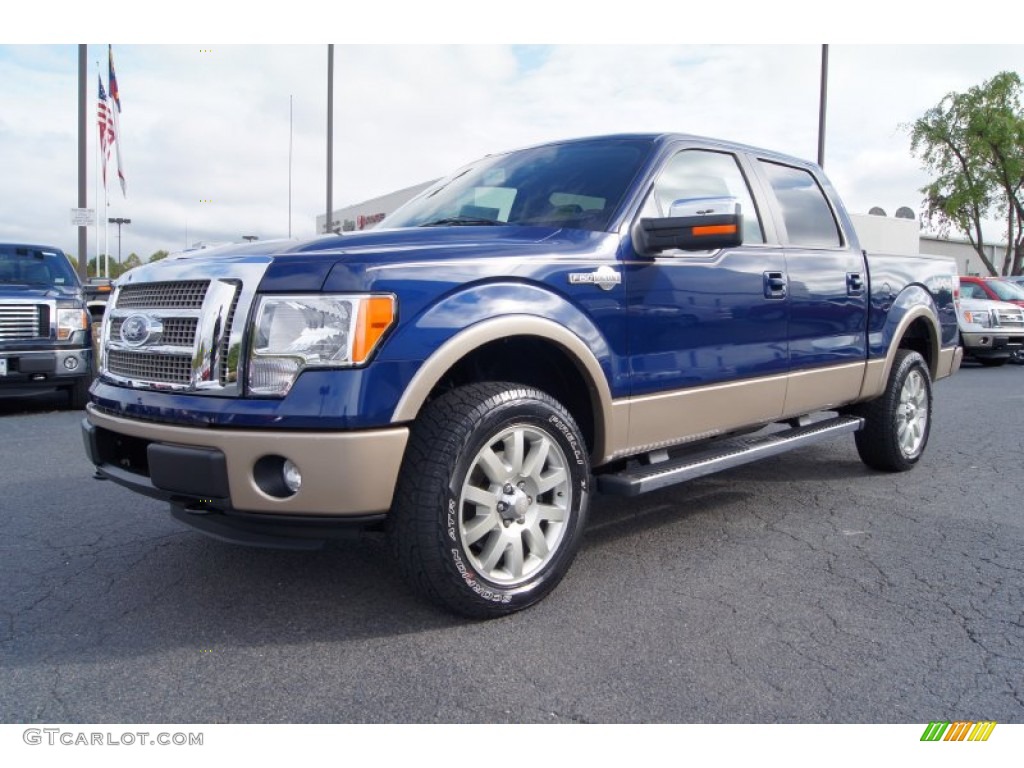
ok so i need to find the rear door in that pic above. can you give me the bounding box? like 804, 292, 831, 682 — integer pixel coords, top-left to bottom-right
752, 158, 868, 416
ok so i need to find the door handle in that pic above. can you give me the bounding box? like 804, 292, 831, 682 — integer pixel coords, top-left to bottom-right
763, 271, 787, 299
847, 272, 865, 295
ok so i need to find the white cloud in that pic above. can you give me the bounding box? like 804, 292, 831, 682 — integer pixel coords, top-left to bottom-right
0, 43, 1021, 262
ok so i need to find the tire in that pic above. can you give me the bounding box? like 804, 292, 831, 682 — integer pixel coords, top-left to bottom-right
853, 350, 932, 472
977, 357, 1008, 367
389, 382, 590, 618
64, 374, 92, 410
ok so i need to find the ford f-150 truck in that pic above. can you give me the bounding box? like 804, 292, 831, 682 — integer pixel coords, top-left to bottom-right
81, 134, 962, 617
1, 243, 93, 408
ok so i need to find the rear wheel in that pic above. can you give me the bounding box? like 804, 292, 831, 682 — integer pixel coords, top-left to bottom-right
389, 382, 590, 618
853, 350, 932, 472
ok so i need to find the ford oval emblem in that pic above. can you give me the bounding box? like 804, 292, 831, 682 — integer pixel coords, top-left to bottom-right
120, 314, 152, 347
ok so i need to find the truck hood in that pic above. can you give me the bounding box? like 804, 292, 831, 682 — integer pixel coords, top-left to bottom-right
121, 227, 618, 292
0, 283, 82, 301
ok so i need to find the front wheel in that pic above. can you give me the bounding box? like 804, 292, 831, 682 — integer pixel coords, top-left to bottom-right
389, 383, 590, 618
853, 350, 932, 472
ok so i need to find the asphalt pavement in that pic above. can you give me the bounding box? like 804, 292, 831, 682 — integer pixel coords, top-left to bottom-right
1, 364, 1022, 723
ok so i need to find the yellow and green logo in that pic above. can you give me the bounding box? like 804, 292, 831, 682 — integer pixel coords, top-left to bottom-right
920, 721, 997, 742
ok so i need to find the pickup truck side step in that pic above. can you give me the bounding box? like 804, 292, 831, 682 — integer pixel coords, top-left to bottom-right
597, 415, 864, 496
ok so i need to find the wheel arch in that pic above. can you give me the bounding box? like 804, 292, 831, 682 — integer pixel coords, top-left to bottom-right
860, 289, 943, 400
391, 316, 617, 465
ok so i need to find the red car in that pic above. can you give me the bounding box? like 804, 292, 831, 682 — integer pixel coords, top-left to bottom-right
959, 275, 1024, 307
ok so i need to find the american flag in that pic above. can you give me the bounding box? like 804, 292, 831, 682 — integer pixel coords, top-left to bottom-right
97, 75, 114, 192
109, 45, 127, 197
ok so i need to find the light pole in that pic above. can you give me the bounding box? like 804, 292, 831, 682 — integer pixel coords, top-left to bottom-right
108, 217, 131, 266
817, 44, 829, 168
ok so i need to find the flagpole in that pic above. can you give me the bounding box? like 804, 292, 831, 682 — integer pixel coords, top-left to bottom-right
289, 94, 293, 238
94, 59, 101, 278
77, 45, 88, 282
817, 44, 829, 168
326, 45, 334, 235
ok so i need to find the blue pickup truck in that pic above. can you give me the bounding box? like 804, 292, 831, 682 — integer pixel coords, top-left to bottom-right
82, 134, 961, 617
1, 243, 93, 408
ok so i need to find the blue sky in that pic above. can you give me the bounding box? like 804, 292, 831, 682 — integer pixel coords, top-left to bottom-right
2, 4, 1022, 262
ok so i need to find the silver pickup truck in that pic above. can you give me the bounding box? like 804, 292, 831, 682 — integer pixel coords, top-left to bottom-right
957, 296, 1024, 366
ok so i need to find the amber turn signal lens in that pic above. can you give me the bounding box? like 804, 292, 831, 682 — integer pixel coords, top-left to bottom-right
352, 296, 395, 363
692, 224, 738, 237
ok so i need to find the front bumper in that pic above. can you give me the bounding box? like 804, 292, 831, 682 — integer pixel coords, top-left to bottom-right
82, 404, 409, 519
0, 348, 92, 392
960, 331, 1023, 358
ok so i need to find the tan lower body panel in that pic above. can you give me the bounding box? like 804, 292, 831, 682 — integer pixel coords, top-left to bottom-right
782, 362, 865, 418
86, 406, 408, 516
611, 362, 872, 460
616, 374, 789, 459
939, 346, 963, 379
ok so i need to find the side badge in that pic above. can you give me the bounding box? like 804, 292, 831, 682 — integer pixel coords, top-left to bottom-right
568, 265, 621, 291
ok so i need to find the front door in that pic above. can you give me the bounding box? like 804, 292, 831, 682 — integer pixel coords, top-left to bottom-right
621, 147, 790, 453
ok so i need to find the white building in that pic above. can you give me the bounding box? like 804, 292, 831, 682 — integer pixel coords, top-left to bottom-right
315, 181, 435, 235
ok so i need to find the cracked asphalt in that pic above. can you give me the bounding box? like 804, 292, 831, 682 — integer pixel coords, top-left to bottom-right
1, 363, 1022, 723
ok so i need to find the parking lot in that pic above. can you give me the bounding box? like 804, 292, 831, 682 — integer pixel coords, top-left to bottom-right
1, 363, 1022, 724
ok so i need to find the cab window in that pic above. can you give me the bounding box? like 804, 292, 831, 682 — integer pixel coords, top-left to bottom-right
759, 161, 842, 248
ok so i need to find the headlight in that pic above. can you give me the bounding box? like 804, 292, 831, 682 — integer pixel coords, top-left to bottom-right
248, 294, 395, 396
962, 309, 992, 328
57, 307, 90, 341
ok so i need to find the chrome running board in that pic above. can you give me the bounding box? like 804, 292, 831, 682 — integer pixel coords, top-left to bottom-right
597, 415, 864, 496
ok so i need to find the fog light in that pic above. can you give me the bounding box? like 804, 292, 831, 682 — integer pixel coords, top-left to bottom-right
283, 459, 302, 493
253, 455, 302, 498
64, 356, 80, 371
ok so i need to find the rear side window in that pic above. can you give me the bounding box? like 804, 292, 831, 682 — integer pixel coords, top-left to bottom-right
759, 161, 842, 248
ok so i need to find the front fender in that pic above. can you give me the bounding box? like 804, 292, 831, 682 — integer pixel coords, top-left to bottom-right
384, 282, 619, 458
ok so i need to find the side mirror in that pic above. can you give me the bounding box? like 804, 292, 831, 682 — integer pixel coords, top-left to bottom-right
636, 196, 743, 254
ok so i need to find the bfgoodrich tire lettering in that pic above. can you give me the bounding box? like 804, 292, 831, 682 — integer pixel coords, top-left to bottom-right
853, 350, 932, 472
389, 382, 590, 618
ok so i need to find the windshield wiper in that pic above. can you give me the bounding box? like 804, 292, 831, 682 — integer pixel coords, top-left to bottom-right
419, 216, 506, 227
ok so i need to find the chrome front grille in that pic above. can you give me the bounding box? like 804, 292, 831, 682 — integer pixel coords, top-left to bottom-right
103, 279, 242, 392
115, 280, 209, 309
0, 303, 47, 340
219, 287, 242, 384
108, 316, 199, 347
99, 257, 271, 396
994, 308, 1024, 329
106, 349, 193, 384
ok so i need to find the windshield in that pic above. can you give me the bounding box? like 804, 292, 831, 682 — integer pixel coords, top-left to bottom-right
0, 246, 79, 287
382, 138, 654, 232
987, 279, 1024, 301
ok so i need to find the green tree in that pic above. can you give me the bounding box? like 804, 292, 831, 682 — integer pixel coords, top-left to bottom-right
149, 250, 170, 263
122, 253, 143, 272
909, 71, 1024, 276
